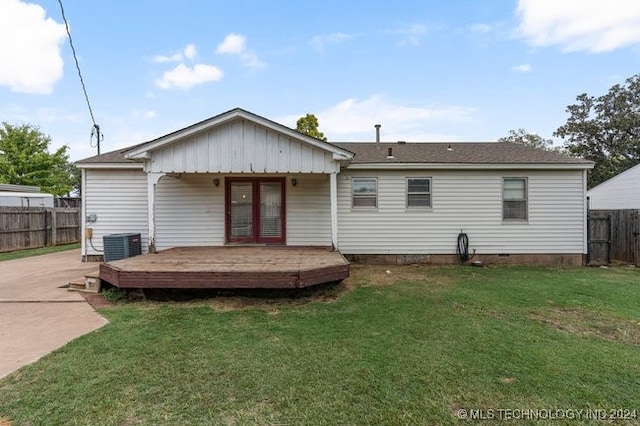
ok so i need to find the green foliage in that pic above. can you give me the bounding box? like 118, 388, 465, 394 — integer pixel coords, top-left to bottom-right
101, 287, 127, 302
555, 74, 640, 188
0, 243, 79, 262
296, 113, 327, 141
498, 128, 560, 152
0, 122, 75, 196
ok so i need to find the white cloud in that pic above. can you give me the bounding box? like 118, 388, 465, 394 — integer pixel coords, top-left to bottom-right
153, 52, 183, 63
392, 23, 428, 46
184, 44, 197, 60
516, 0, 640, 52
0, 0, 67, 94
155, 64, 223, 90
153, 44, 198, 63
310, 32, 352, 52
216, 33, 266, 69
282, 95, 475, 141
512, 63, 532, 72
470, 23, 495, 34
132, 109, 156, 119
216, 34, 246, 54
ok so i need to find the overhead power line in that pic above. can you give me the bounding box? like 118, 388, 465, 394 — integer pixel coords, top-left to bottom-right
57, 0, 102, 154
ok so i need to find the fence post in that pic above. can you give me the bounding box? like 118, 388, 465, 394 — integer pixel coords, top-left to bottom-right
43, 209, 49, 247
607, 213, 612, 265
631, 210, 640, 266
51, 208, 58, 246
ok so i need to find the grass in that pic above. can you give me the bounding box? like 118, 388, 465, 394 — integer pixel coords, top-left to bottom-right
0, 265, 639, 425
0, 243, 80, 262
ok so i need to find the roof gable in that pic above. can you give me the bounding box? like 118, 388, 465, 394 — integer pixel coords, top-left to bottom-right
126, 108, 352, 162
587, 163, 640, 193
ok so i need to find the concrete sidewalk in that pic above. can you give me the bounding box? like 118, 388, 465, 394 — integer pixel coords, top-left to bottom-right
0, 249, 108, 379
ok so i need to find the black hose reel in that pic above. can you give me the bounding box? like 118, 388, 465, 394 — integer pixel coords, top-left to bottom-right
456, 232, 476, 263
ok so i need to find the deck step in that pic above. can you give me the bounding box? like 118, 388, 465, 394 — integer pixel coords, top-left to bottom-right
67, 273, 101, 293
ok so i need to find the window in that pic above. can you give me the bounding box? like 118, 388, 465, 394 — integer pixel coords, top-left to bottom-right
407, 178, 431, 207
352, 178, 377, 208
503, 178, 527, 220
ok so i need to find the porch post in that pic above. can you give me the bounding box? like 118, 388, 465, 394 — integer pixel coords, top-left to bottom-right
330, 172, 339, 250
147, 172, 164, 253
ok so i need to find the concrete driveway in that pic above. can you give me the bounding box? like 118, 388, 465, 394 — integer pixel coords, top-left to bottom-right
0, 249, 108, 379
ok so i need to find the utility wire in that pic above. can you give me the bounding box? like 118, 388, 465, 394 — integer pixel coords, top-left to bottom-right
57, 0, 102, 154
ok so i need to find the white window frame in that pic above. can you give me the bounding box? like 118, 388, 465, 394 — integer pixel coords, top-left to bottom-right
406, 177, 432, 208
352, 177, 377, 208
502, 177, 528, 221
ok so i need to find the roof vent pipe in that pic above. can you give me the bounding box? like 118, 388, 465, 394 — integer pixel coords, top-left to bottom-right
375, 124, 381, 143
387, 147, 394, 159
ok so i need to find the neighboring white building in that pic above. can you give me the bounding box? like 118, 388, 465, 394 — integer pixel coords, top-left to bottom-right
587, 164, 640, 210
0, 191, 54, 208
76, 108, 594, 265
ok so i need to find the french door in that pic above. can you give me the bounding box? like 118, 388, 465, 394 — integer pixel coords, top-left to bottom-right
226, 178, 285, 244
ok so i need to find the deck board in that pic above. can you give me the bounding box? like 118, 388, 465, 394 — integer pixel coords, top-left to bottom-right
99, 246, 350, 289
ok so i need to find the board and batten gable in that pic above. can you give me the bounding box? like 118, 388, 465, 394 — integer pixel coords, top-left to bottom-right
147, 119, 339, 174
153, 173, 331, 249
337, 169, 587, 255
587, 163, 640, 209
82, 168, 149, 256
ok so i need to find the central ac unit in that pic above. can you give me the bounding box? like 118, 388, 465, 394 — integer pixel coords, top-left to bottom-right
103, 233, 142, 262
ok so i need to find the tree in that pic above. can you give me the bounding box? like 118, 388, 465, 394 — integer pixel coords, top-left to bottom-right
498, 128, 559, 151
296, 113, 327, 141
554, 74, 640, 188
0, 122, 75, 196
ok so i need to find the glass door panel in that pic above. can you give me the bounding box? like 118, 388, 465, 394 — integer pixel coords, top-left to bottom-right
230, 182, 253, 239
260, 182, 282, 239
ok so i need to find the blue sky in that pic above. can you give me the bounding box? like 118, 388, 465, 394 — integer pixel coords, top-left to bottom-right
1, 0, 639, 161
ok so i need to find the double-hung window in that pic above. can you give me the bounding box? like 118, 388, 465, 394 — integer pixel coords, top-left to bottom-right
407, 178, 432, 208
503, 178, 527, 220
352, 178, 377, 208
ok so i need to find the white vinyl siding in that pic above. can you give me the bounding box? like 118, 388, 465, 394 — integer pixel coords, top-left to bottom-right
83, 169, 148, 255
587, 163, 640, 209
149, 119, 338, 174
407, 177, 432, 208
287, 174, 332, 246
337, 170, 586, 255
155, 174, 224, 249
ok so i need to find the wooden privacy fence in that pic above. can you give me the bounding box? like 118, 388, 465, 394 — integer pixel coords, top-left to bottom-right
587, 209, 640, 266
0, 207, 80, 253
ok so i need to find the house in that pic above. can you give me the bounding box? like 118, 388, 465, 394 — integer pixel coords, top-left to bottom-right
587, 163, 640, 210
76, 108, 594, 267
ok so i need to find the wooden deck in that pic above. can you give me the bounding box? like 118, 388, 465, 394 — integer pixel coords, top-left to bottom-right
99, 246, 350, 289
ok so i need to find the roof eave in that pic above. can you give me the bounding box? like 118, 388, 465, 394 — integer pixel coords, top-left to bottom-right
346, 162, 594, 170
76, 162, 145, 170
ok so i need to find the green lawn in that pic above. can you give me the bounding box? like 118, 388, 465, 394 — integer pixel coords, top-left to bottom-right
1, 265, 638, 425
0, 243, 80, 262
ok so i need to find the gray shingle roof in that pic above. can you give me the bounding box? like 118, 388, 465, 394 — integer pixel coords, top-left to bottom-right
75, 143, 146, 164
76, 140, 592, 167
333, 142, 592, 165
